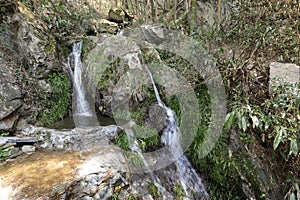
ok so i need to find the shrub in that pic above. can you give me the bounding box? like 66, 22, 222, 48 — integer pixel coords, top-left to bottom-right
40, 72, 70, 125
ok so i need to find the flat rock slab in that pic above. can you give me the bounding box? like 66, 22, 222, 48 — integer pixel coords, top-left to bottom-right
0, 137, 36, 145
20, 125, 121, 151
0, 146, 129, 200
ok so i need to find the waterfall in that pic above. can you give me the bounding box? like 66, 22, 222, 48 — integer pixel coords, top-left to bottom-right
145, 66, 165, 107
68, 42, 92, 116
124, 123, 171, 199
67, 42, 99, 128
146, 66, 209, 199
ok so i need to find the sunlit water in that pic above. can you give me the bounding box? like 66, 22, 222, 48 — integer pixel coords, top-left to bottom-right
146, 66, 209, 199
68, 42, 92, 116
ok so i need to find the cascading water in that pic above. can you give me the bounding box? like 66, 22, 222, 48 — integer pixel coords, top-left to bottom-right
68, 42, 92, 116
67, 42, 99, 127
144, 67, 164, 107
82, 33, 208, 200
146, 66, 209, 199
124, 122, 172, 200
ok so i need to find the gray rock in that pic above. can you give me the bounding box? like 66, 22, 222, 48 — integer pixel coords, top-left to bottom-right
80, 17, 119, 35
0, 1, 63, 127
82, 196, 93, 200
7, 147, 23, 159
15, 117, 30, 131
7, 2, 58, 78
38, 80, 51, 93
98, 19, 119, 34
0, 113, 19, 132
269, 62, 300, 92
85, 34, 161, 116
21, 125, 122, 151
0, 99, 22, 121
102, 125, 122, 140
21, 145, 35, 153
50, 146, 130, 199
140, 25, 166, 45
0, 142, 16, 150
108, 8, 126, 23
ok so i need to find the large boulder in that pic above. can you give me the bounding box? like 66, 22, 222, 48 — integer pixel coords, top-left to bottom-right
0, 126, 127, 199
108, 7, 134, 24
0, 146, 129, 200
269, 62, 300, 92
0, 54, 22, 132
93, 18, 119, 34
5, 2, 58, 78
84, 27, 175, 116
85, 34, 151, 116
21, 125, 121, 151
108, 7, 126, 23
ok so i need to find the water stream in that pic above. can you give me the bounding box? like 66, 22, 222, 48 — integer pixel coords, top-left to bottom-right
68, 42, 92, 116
68, 39, 208, 198
124, 125, 172, 199
146, 66, 209, 199
68, 42, 99, 127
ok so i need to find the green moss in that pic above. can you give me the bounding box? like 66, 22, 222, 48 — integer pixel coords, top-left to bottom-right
40, 72, 70, 126
0, 147, 12, 162
81, 37, 96, 58
173, 181, 186, 200
167, 95, 181, 122
45, 38, 56, 53
132, 125, 160, 152
115, 131, 130, 150
148, 183, 159, 199
126, 194, 137, 200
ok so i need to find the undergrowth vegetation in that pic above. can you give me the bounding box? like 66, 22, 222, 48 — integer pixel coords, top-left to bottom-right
40, 72, 70, 126
193, 0, 300, 199
102, 0, 299, 198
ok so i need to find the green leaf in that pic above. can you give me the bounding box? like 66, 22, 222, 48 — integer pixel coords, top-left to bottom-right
290, 139, 299, 156
273, 129, 283, 150
224, 110, 236, 130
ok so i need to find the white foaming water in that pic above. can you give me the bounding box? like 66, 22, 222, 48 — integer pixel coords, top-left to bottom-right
145, 67, 165, 107
124, 126, 171, 200
68, 42, 92, 116
146, 67, 209, 199
162, 107, 209, 199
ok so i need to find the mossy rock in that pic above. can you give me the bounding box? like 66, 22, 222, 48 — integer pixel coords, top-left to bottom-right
108, 7, 134, 24
108, 8, 126, 23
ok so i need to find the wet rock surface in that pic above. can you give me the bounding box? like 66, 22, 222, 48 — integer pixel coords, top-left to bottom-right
85, 31, 166, 116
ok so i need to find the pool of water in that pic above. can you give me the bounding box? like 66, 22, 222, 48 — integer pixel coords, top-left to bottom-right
47, 115, 116, 130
